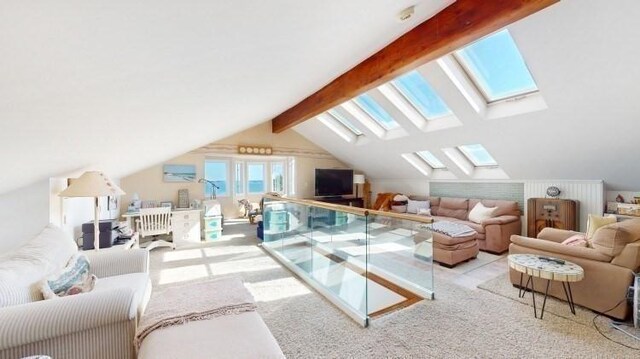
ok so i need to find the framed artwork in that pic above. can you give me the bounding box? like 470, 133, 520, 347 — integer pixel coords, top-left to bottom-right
107, 196, 118, 211
163, 164, 196, 182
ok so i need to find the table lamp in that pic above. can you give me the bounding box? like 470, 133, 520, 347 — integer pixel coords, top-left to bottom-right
353, 174, 365, 198
59, 171, 125, 250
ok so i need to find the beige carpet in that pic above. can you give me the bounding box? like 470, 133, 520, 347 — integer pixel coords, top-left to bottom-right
149, 219, 640, 358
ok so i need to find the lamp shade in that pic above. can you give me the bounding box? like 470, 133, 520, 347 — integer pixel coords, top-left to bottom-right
59, 171, 125, 198
353, 174, 365, 184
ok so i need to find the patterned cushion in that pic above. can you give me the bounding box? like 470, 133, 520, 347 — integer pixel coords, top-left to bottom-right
40, 253, 96, 299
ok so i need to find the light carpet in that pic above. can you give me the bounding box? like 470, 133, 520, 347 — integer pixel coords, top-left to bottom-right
149, 219, 640, 358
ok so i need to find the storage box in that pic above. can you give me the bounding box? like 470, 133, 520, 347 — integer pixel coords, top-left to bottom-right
617, 203, 640, 216
203, 215, 223, 231
203, 229, 223, 241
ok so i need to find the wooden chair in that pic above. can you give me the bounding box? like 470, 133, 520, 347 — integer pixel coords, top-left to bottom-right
136, 207, 175, 251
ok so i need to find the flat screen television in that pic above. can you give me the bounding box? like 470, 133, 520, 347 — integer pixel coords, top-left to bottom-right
315, 169, 354, 197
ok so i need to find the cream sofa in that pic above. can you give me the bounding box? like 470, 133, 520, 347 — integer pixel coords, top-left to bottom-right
411, 196, 522, 254
0, 224, 151, 359
509, 220, 640, 320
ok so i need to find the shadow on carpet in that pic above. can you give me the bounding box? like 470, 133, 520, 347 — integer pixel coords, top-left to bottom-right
478, 274, 640, 350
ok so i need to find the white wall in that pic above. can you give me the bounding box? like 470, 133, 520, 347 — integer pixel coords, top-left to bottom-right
0, 180, 50, 253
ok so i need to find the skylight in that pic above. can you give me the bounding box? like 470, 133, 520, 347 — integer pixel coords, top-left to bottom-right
458, 144, 498, 167
353, 94, 399, 130
328, 110, 363, 136
416, 150, 446, 169
455, 29, 538, 102
392, 71, 452, 119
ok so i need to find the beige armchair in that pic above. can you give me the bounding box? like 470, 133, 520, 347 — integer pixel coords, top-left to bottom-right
509, 219, 640, 320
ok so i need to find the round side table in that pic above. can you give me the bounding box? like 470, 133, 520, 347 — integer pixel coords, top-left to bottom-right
508, 254, 584, 319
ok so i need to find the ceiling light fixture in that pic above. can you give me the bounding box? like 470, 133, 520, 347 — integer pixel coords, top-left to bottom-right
399, 5, 415, 21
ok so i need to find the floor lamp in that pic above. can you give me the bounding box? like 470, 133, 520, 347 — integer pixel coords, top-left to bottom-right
353, 174, 365, 198
59, 171, 125, 251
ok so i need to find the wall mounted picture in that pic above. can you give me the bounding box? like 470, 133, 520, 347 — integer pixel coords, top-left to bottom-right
163, 164, 196, 182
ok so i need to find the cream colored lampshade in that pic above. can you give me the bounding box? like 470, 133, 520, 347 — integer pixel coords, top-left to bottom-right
59, 171, 125, 197
353, 174, 365, 184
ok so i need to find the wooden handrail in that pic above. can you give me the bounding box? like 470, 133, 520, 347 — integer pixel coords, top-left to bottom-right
263, 195, 433, 224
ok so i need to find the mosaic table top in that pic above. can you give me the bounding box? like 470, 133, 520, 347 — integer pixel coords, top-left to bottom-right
508, 254, 584, 282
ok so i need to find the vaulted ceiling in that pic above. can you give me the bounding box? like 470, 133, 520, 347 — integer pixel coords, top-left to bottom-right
2, 1, 638, 195
294, 0, 640, 190
0, 0, 451, 195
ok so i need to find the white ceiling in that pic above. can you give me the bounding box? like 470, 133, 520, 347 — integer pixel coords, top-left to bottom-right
294, 0, 640, 191
0, 0, 452, 195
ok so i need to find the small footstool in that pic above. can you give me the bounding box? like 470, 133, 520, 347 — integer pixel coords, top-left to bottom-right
414, 230, 479, 267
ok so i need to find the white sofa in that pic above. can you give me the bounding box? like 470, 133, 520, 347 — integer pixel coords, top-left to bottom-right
0, 224, 151, 359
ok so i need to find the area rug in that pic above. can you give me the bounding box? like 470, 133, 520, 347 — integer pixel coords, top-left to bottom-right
149, 219, 640, 358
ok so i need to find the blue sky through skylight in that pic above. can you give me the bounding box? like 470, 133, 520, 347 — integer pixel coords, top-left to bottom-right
393, 71, 452, 119
456, 29, 537, 102
328, 110, 363, 136
354, 94, 399, 130
416, 150, 446, 169
458, 144, 497, 167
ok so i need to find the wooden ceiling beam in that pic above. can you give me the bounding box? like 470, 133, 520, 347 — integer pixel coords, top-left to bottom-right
271, 0, 559, 133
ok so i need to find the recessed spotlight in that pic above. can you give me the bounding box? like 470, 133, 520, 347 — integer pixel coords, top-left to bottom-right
399, 5, 415, 21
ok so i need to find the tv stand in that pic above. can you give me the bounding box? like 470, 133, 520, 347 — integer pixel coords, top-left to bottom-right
314, 197, 364, 208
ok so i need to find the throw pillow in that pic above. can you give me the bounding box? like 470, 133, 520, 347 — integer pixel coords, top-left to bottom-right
585, 214, 617, 239
468, 202, 497, 224
417, 208, 432, 216
561, 234, 587, 247
391, 194, 409, 213
407, 200, 430, 214
40, 253, 96, 299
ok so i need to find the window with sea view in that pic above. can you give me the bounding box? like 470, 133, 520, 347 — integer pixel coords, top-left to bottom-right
247, 162, 265, 194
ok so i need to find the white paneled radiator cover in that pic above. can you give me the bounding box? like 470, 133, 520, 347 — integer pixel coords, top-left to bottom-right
524, 180, 604, 232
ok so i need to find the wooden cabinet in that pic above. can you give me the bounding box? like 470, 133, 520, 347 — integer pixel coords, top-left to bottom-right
527, 198, 579, 237
172, 210, 202, 246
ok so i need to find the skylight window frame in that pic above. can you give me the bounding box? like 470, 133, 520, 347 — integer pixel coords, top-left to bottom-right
453, 29, 539, 104
457, 144, 499, 168
327, 110, 363, 136
353, 94, 400, 131
391, 71, 453, 120
416, 150, 447, 170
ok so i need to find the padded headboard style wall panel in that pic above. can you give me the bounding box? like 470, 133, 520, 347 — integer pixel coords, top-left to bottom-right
430, 182, 525, 212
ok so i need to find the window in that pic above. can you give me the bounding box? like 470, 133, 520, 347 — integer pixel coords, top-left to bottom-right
416, 150, 446, 169
455, 29, 538, 102
247, 163, 265, 194
392, 71, 452, 119
271, 162, 285, 193
458, 144, 498, 167
328, 110, 363, 136
235, 162, 244, 195
353, 94, 399, 130
204, 160, 229, 197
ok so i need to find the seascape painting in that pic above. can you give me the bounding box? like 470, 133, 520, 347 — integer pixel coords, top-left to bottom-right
163, 164, 196, 182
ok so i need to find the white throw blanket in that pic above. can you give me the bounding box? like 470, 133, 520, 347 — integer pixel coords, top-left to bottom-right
428, 221, 476, 238
134, 276, 257, 352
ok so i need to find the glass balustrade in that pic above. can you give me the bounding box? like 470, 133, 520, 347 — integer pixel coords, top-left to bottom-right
262, 196, 434, 327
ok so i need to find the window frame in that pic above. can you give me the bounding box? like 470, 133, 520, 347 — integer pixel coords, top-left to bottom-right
328, 110, 363, 136
453, 29, 539, 104
457, 144, 498, 168
353, 94, 400, 130
234, 161, 245, 196
270, 161, 286, 194
416, 150, 447, 170
246, 161, 267, 195
391, 71, 452, 120
203, 159, 230, 197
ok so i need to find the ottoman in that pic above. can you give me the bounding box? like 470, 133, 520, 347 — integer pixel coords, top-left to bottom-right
414, 231, 479, 267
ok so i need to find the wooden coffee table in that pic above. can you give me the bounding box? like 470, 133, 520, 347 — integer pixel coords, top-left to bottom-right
508, 254, 584, 319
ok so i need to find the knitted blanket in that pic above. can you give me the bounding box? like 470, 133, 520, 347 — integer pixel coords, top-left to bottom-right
429, 221, 477, 238
134, 276, 256, 352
